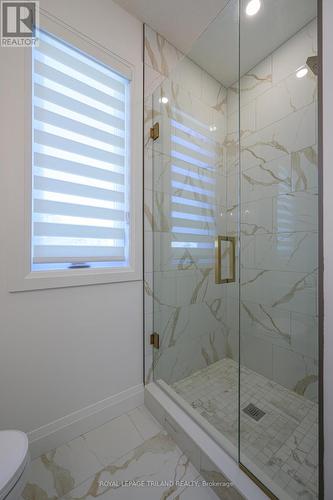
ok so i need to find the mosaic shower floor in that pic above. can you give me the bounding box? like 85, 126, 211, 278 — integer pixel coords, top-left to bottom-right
172, 358, 318, 500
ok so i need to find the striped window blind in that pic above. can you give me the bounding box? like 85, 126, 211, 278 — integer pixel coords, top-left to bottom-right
170, 111, 218, 267
32, 30, 130, 271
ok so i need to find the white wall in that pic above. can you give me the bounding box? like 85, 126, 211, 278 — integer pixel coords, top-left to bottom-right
0, 0, 143, 453
323, 0, 333, 496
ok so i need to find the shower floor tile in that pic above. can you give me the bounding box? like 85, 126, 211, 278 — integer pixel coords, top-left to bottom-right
172, 358, 318, 500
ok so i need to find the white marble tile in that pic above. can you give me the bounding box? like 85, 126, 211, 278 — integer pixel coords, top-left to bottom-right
253, 232, 318, 273
240, 333, 274, 379
239, 56, 273, 109
128, 406, 162, 441
154, 299, 225, 351
172, 56, 203, 101
272, 347, 318, 402
145, 351, 154, 385
291, 145, 318, 192
240, 197, 273, 235
227, 86, 238, 120
241, 268, 317, 316
233, 101, 256, 138
22, 436, 102, 499
144, 25, 183, 78
144, 65, 164, 99
241, 156, 292, 203
272, 191, 318, 234
227, 57, 273, 117
154, 322, 227, 385
143, 188, 154, 232
241, 103, 316, 172
226, 172, 238, 211
223, 298, 239, 362
201, 71, 227, 113
144, 311, 153, 361
63, 431, 200, 500
241, 300, 291, 348
177, 479, 220, 499
150, 101, 225, 185
256, 70, 317, 131
173, 358, 318, 499
225, 131, 239, 176
163, 413, 201, 470
200, 452, 243, 499
144, 231, 153, 275
82, 414, 144, 466
291, 312, 318, 359
144, 95, 154, 150
144, 272, 153, 315
272, 20, 317, 84
144, 146, 153, 196
152, 149, 221, 199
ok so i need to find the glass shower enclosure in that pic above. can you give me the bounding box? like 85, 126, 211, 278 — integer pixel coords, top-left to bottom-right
148, 0, 320, 498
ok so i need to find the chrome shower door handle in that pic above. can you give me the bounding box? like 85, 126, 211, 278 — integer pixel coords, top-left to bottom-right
215, 235, 236, 284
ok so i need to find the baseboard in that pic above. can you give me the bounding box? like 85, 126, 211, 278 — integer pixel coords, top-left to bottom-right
28, 383, 144, 459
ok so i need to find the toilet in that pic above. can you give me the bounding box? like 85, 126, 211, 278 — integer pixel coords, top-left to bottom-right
0, 431, 30, 500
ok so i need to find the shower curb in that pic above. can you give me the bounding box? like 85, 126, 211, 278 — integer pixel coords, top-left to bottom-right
145, 382, 290, 500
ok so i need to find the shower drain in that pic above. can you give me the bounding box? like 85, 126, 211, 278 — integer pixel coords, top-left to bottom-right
242, 403, 266, 421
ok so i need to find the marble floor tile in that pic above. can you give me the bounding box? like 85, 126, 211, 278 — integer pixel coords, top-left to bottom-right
127, 405, 163, 440
63, 432, 217, 500
176, 477, 220, 499
22, 410, 219, 500
172, 358, 318, 500
82, 414, 144, 466
22, 435, 103, 499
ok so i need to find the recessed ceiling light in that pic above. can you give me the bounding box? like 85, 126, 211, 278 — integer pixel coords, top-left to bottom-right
246, 0, 261, 16
296, 66, 308, 79
159, 96, 168, 104
209, 125, 217, 132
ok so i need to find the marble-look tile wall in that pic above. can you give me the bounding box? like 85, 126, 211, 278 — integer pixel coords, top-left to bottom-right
144, 18, 318, 403
225, 19, 318, 401
144, 25, 231, 385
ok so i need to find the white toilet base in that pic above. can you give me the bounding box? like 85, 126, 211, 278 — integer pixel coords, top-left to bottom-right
4, 454, 30, 500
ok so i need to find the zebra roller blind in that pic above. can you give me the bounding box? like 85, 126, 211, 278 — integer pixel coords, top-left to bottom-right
32, 30, 130, 270
170, 111, 218, 268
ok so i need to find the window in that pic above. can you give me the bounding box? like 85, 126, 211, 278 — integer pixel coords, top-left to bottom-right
31, 30, 130, 272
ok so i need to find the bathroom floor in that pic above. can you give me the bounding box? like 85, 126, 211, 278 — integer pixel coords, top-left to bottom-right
21, 406, 221, 500
172, 358, 318, 500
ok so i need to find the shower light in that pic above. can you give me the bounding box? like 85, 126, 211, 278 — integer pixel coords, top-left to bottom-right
159, 96, 168, 104
246, 0, 261, 16
296, 66, 308, 79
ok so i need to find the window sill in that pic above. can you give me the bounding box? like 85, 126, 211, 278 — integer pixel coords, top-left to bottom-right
9, 266, 142, 292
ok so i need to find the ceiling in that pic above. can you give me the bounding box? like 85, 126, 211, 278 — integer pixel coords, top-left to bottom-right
115, 0, 317, 86
113, 0, 230, 54
189, 0, 317, 86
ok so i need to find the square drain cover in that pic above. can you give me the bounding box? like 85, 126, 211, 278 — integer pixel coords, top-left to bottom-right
243, 403, 265, 421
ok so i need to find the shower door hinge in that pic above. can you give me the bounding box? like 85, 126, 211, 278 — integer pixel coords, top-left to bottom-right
150, 332, 160, 349
150, 122, 159, 141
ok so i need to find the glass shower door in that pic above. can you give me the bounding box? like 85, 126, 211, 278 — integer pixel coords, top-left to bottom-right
238, 1, 319, 498
147, 0, 320, 497
150, 0, 240, 459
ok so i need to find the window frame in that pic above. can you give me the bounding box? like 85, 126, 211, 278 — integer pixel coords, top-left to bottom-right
8, 12, 142, 291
